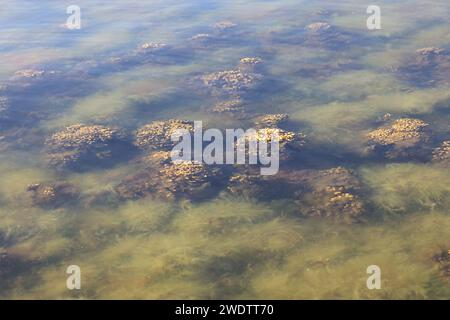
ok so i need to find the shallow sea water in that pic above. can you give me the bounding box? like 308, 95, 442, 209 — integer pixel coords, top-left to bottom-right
0, 0, 449, 299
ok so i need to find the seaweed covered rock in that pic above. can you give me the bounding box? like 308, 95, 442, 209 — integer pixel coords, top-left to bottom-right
366, 118, 431, 160
432, 141, 450, 165
302, 22, 353, 49
210, 99, 245, 116
306, 22, 331, 33
201, 69, 261, 95
189, 33, 213, 43
138, 42, 167, 52
226, 166, 366, 223
45, 124, 131, 171
115, 157, 226, 201
397, 47, 450, 87
188, 21, 242, 49
227, 169, 292, 200
238, 57, 263, 73
135, 119, 194, 151
26, 181, 79, 209
140, 150, 174, 166
9, 69, 59, 91
199, 58, 264, 96
267, 21, 355, 50
13, 69, 46, 79
106, 42, 170, 67
213, 20, 238, 31
292, 167, 366, 223
254, 114, 289, 128
296, 185, 364, 223
433, 250, 450, 283
236, 127, 306, 161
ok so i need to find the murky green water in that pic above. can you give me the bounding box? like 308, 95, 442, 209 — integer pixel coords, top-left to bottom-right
0, 0, 449, 299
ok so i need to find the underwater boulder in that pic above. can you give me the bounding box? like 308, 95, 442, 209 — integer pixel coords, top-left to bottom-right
270, 22, 356, 50
433, 249, 450, 283
12, 69, 47, 80
196, 58, 264, 97
227, 169, 292, 200
238, 57, 264, 73
432, 141, 450, 165
397, 47, 450, 87
45, 124, 132, 171
109, 42, 170, 66
134, 119, 194, 151
253, 113, 289, 129
200, 69, 262, 95
209, 98, 246, 117
213, 20, 238, 32
365, 118, 432, 161
26, 181, 80, 209
292, 167, 366, 224
115, 153, 226, 201
302, 22, 356, 49
235, 127, 306, 161
226, 166, 366, 223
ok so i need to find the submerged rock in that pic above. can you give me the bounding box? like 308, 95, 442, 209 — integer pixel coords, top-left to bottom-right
292, 167, 365, 223
189, 33, 213, 42
270, 22, 355, 50
432, 141, 450, 165
201, 69, 262, 95
210, 99, 246, 116
366, 118, 431, 160
227, 166, 366, 223
26, 181, 79, 209
138, 42, 167, 52
9, 69, 59, 90
213, 20, 238, 31
397, 47, 450, 87
303, 22, 353, 49
238, 57, 263, 73
227, 170, 293, 200
197, 58, 264, 96
135, 119, 194, 151
254, 114, 289, 128
140, 150, 174, 166
294, 58, 355, 79
433, 250, 450, 283
115, 158, 226, 201
100, 42, 185, 72
236, 127, 306, 161
306, 22, 332, 33
45, 124, 131, 171
13, 69, 47, 79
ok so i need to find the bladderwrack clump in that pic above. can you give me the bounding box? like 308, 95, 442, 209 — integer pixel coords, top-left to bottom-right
253, 114, 289, 129
197, 58, 264, 96
365, 118, 432, 161
134, 119, 194, 151
26, 181, 80, 209
115, 158, 226, 202
236, 127, 306, 162
397, 47, 450, 87
293, 167, 366, 224
45, 124, 133, 171
432, 141, 450, 165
